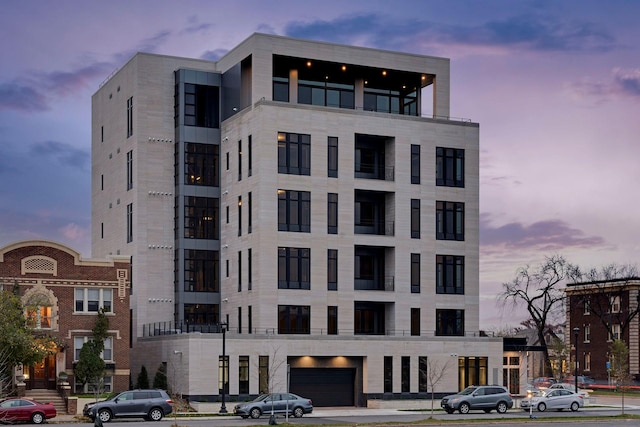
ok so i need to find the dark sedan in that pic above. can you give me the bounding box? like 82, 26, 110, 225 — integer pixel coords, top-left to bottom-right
234, 393, 313, 419
0, 398, 57, 424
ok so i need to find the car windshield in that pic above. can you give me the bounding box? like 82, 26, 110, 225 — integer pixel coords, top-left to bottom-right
458, 387, 478, 395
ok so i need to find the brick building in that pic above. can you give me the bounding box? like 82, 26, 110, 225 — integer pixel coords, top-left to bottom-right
566, 278, 640, 382
0, 240, 131, 393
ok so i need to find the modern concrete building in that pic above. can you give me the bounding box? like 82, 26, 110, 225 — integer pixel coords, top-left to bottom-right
91, 33, 502, 406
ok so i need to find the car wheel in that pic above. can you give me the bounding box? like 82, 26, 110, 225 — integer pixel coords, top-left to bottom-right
496, 401, 508, 414
98, 409, 112, 423
537, 402, 546, 412
292, 407, 304, 418
148, 407, 164, 421
459, 402, 470, 414
31, 412, 45, 424
250, 408, 262, 419
570, 402, 579, 412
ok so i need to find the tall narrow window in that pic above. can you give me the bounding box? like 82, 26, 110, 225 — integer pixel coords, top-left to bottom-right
411, 308, 420, 336
226, 152, 229, 170
238, 196, 242, 236
411, 144, 420, 184
248, 305, 252, 334
248, 249, 252, 290
327, 249, 338, 291
411, 253, 420, 293
126, 97, 133, 137
101, 174, 104, 191
238, 139, 242, 181
328, 306, 338, 335
101, 223, 104, 239
419, 356, 428, 393
384, 356, 393, 393
328, 193, 338, 234
239, 355, 249, 394
436, 147, 465, 187
411, 199, 420, 239
126, 203, 133, 243
126, 150, 133, 190
328, 136, 338, 178
248, 135, 253, 177
218, 355, 229, 394
259, 356, 269, 394
237, 250, 242, 292
248, 192, 252, 233
401, 356, 410, 393
101, 126, 104, 143
237, 307, 242, 333
436, 201, 465, 241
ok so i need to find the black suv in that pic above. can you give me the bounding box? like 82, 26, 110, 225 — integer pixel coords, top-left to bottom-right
83, 390, 173, 422
441, 385, 513, 414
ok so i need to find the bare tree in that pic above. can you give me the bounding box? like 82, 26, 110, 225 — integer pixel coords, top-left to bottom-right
500, 255, 580, 375
547, 336, 570, 381
423, 358, 453, 417
573, 264, 640, 342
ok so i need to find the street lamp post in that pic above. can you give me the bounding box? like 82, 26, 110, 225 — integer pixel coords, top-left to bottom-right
573, 327, 580, 392
219, 322, 228, 414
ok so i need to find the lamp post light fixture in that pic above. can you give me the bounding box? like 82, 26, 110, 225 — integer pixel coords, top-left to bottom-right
573, 327, 580, 392
219, 321, 228, 414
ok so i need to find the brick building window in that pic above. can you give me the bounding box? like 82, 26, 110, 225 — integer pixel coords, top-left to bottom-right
75, 288, 112, 312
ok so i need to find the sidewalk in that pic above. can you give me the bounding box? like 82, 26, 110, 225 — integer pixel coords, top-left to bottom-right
50, 396, 640, 423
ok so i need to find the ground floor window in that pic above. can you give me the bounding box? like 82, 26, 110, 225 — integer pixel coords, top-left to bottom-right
75, 375, 112, 393
384, 356, 393, 393
259, 356, 269, 394
458, 357, 487, 390
239, 356, 249, 394
401, 356, 410, 392
218, 356, 229, 394
418, 356, 428, 392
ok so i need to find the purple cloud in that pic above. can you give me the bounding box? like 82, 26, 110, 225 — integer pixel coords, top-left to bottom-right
201, 49, 228, 61
30, 140, 89, 170
283, 12, 616, 54
613, 68, 640, 96
0, 83, 49, 112
480, 214, 606, 252
567, 68, 640, 102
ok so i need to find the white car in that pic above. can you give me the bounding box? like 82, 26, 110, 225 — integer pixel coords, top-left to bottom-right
548, 383, 589, 396
521, 389, 584, 412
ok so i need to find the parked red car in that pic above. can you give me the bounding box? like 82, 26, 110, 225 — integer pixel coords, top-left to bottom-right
0, 398, 57, 424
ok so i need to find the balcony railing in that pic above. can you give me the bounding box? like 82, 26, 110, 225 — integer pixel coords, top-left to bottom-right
354, 220, 395, 236
354, 276, 394, 291
142, 322, 487, 338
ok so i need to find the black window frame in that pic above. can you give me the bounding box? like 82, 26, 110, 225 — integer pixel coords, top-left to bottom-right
327, 193, 338, 234
410, 144, 420, 184
411, 199, 420, 239
411, 253, 420, 293
327, 306, 338, 335
278, 305, 310, 334
436, 255, 465, 294
184, 83, 219, 128
328, 136, 338, 178
436, 309, 465, 336
184, 142, 219, 187
278, 190, 311, 232
327, 249, 338, 291
184, 196, 219, 240
126, 150, 133, 190
126, 97, 133, 137
411, 307, 420, 336
184, 249, 219, 292
278, 132, 311, 175
436, 201, 465, 241
436, 147, 465, 187
278, 247, 310, 290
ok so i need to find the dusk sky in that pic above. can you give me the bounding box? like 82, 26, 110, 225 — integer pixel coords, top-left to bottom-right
2, 0, 639, 329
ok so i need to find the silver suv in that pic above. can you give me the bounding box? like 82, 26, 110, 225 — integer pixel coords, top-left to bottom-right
441, 385, 513, 414
83, 389, 173, 422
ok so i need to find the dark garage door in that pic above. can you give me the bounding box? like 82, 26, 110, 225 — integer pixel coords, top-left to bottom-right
290, 368, 355, 407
